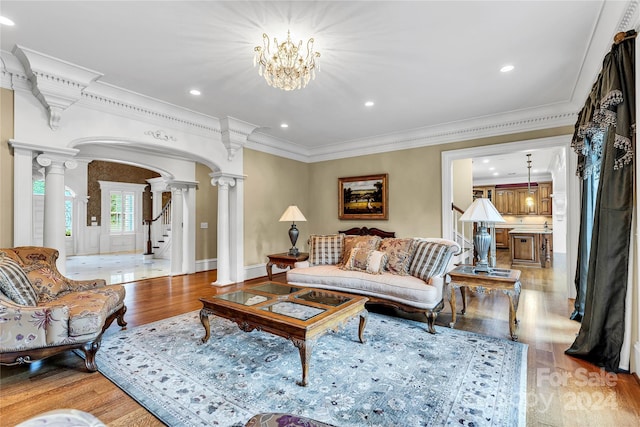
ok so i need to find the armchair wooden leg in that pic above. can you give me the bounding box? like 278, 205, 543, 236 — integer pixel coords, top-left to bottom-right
425, 300, 445, 334
80, 339, 101, 372
116, 305, 128, 328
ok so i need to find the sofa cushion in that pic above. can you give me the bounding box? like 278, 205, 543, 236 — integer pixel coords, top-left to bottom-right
287, 265, 441, 309
0, 255, 38, 306
342, 248, 387, 274
409, 241, 454, 281
24, 262, 71, 303
341, 235, 381, 265
55, 285, 126, 337
309, 234, 345, 266
378, 238, 416, 275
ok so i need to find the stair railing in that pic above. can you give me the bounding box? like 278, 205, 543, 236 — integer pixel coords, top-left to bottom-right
144, 200, 172, 255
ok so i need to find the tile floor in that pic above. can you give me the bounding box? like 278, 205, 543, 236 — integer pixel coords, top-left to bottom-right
65, 252, 171, 285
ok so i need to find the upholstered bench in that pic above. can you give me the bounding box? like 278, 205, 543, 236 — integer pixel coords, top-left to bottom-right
0, 246, 127, 371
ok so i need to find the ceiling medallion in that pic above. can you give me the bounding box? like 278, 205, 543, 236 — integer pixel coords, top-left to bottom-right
253, 30, 320, 91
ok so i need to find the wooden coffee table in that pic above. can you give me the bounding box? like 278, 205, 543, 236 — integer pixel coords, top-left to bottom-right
199, 282, 368, 386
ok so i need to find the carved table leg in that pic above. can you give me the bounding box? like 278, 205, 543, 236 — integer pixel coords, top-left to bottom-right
266, 261, 274, 281
460, 286, 468, 315
358, 310, 368, 343
292, 338, 312, 387
200, 309, 211, 344
507, 288, 520, 341
449, 284, 457, 328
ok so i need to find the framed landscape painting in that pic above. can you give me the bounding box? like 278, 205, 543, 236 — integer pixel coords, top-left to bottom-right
338, 174, 388, 220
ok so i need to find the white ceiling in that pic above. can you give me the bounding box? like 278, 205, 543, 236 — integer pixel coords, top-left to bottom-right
472, 147, 559, 184
0, 1, 632, 156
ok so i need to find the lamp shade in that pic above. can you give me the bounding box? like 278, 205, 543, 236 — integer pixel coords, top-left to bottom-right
279, 205, 307, 222
459, 198, 505, 223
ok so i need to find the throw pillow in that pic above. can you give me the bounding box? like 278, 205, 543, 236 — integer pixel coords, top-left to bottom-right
24, 262, 71, 303
341, 235, 382, 265
378, 238, 417, 275
309, 234, 345, 265
342, 248, 388, 274
409, 241, 455, 282
0, 256, 38, 306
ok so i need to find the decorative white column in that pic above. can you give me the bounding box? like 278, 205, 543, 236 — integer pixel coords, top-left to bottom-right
169, 185, 184, 276
229, 176, 245, 282
181, 184, 197, 275
211, 174, 236, 286
36, 154, 77, 274
9, 142, 35, 246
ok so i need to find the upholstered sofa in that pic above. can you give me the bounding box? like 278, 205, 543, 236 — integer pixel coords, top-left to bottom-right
0, 246, 127, 371
287, 228, 460, 333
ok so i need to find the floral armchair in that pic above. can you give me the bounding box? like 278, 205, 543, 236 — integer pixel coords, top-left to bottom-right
0, 246, 127, 371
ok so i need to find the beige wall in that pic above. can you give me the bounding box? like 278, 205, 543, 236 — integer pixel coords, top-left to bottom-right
195, 163, 217, 260
244, 149, 309, 265
453, 158, 473, 211
307, 126, 573, 239
0, 89, 13, 247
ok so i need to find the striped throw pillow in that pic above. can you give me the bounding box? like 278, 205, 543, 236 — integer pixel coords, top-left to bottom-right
0, 256, 38, 306
409, 241, 454, 282
309, 234, 345, 266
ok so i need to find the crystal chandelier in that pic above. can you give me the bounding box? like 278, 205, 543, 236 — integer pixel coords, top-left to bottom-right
253, 30, 320, 91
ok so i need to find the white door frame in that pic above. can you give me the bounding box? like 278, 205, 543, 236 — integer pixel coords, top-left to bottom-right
441, 135, 579, 297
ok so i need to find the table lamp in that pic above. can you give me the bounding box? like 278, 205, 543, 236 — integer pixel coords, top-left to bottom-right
458, 198, 505, 273
279, 205, 307, 256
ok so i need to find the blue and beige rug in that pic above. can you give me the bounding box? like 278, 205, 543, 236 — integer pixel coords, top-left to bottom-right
96, 311, 527, 426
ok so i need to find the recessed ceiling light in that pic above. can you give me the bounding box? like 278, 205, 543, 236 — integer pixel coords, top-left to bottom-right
489, 167, 495, 171
189, 89, 201, 96
0, 16, 15, 26
493, 172, 499, 176
500, 65, 515, 73
482, 159, 490, 164
364, 101, 375, 107
280, 123, 289, 128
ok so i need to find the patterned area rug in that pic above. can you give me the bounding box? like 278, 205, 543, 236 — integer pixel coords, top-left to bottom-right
96, 311, 527, 426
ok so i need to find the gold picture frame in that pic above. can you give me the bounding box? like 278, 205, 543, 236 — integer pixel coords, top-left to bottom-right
338, 174, 388, 220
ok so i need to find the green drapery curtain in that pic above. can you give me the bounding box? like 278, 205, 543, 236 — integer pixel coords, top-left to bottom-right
566, 31, 635, 372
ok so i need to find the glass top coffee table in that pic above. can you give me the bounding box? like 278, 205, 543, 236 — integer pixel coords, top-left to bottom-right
199, 282, 369, 386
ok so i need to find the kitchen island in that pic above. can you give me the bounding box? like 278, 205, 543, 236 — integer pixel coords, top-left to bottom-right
508, 228, 553, 268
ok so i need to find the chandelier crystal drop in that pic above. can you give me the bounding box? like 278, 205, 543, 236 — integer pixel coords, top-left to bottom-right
254, 30, 320, 91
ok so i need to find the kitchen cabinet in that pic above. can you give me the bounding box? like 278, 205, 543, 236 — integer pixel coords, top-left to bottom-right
538, 182, 552, 215
510, 233, 539, 266
492, 182, 552, 216
494, 228, 511, 248
473, 186, 495, 202
517, 187, 538, 215
494, 189, 516, 215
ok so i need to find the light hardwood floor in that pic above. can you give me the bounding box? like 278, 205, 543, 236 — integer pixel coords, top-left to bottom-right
1, 253, 639, 426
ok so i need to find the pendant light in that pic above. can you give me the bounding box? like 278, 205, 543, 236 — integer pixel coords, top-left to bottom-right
525, 154, 535, 207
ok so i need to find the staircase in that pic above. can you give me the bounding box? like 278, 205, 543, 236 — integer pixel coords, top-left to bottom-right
144, 200, 172, 260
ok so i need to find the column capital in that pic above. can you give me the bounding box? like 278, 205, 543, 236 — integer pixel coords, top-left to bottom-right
35, 153, 78, 171
167, 180, 199, 191
209, 172, 244, 188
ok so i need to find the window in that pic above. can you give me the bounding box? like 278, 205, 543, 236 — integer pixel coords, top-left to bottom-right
110, 191, 135, 233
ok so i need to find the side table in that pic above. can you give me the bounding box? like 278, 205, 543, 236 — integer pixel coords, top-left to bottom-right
447, 265, 522, 341
266, 252, 309, 280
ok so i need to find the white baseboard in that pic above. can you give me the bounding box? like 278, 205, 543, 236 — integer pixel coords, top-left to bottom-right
196, 258, 217, 272
244, 262, 288, 281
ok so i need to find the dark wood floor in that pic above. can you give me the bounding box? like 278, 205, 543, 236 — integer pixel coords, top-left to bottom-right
1, 253, 639, 426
